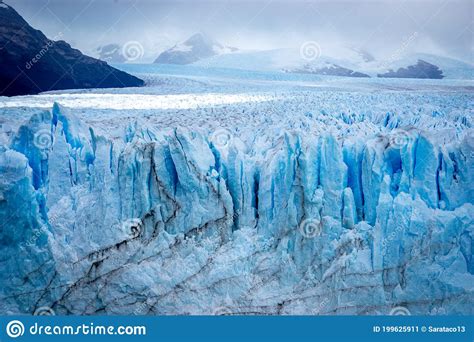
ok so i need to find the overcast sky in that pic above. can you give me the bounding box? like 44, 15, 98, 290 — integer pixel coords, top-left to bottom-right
8, 0, 474, 63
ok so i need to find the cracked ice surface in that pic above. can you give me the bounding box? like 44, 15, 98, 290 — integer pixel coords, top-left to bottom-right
0, 67, 473, 315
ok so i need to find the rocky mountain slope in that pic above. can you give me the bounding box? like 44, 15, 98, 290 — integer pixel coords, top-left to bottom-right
378, 60, 444, 79
0, 2, 143, 96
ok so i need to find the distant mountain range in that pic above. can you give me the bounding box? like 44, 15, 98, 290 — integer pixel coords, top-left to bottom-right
0, 2, 143, 96
193, 46, 473, 80
373, 53, 474, 80
154, 33, 237, 65
290, 58, 446, 79
377, 59, 444, 79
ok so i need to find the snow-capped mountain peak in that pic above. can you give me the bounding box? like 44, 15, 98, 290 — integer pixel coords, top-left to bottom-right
185, 32, 216, 47
96, 43, 127, 63
154, 33, 237, 65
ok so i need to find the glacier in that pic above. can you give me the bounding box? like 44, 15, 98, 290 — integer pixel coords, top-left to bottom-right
0, 66, 473, 315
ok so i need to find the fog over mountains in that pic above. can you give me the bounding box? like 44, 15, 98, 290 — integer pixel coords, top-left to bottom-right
11, 0, 473, 64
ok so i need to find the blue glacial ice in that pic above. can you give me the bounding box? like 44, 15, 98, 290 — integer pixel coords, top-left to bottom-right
0, 73, 473, 315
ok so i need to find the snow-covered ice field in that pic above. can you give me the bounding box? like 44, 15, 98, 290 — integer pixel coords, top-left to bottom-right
0, 65, 473, 315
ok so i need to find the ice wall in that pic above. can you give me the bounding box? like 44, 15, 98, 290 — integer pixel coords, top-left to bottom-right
0, 103, 473, 315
